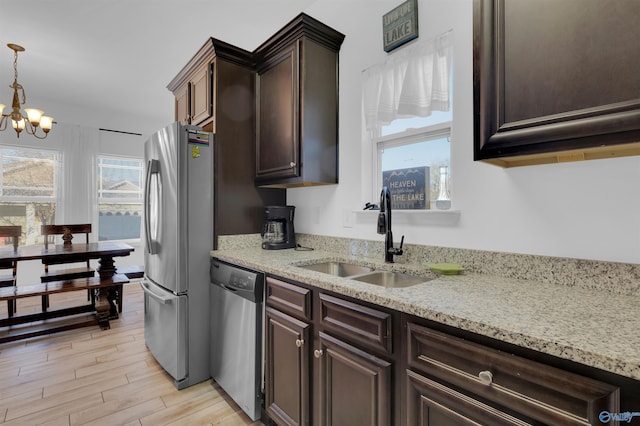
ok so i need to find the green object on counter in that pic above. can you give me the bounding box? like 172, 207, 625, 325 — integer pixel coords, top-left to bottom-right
426, 263, 464, 275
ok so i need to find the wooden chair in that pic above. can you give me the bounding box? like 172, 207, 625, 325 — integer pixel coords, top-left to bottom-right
41, 224, 95, 311
0, 226, 21, 317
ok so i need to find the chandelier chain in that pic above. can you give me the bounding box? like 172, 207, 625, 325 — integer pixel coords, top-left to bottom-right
11, 49, 25, 104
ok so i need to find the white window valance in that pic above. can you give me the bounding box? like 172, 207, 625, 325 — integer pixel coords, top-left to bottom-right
362, 30, 453, 133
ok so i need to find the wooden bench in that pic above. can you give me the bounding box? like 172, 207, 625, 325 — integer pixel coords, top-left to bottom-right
110, 265, 143, 313
0, 273, 129, 343
116, 265, 144, 280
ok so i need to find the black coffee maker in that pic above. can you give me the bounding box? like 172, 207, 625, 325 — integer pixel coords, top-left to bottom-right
262, 206, 296, 250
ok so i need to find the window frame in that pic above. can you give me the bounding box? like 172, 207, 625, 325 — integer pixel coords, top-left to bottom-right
97, 155, 144, 204
96, 155, 144, 242
371, 121, 452, 206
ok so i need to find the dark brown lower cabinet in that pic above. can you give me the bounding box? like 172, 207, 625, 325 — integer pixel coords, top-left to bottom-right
265, 277, 397, 426
405, 320, 620, 426
264, 275, 637, 426
265, 306, 311, 426
406, 370, 529, 426
317, 332, 391, 426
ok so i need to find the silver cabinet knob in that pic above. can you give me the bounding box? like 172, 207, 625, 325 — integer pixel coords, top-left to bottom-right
314, 349, 323, 358
478, 370, 493, 385
290, 162, 296, 168
295, 339, 304, 348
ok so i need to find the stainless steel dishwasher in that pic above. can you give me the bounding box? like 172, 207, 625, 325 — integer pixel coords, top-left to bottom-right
209, 259, 264, 421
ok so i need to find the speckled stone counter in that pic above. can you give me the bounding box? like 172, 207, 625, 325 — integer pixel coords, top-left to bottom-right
212, 234, 640, 381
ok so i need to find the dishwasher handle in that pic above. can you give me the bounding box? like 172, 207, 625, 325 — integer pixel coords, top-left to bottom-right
140, 279, 173, 304
210, 280, 239, 292
219, 283, 238, 292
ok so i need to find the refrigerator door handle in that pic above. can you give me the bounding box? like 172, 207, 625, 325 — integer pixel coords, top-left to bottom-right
141, 279, 172, 304
144, 159, 160, 255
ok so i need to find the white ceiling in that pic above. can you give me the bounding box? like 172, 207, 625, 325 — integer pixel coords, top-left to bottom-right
0, 0, 318, 134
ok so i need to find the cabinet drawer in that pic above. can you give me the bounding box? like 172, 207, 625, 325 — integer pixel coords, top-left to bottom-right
319, 293, 392, 354
407, 323, 619, 426
406, 370, 529, 425
266, 277, 312, 321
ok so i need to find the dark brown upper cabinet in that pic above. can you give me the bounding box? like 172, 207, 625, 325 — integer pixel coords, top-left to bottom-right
167, 39, 255, 132
473, 0, 640, 167
167, 39, 285, 240
167, 43, 215, 128
254, 13, 344, 188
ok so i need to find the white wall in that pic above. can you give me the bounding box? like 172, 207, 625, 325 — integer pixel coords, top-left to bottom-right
289, 0, 640, 264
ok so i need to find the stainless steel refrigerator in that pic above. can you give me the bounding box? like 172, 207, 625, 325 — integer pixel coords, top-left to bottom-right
141, 122, 213, 389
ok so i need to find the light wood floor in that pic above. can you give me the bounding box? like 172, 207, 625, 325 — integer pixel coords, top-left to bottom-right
0, 282, 262, 425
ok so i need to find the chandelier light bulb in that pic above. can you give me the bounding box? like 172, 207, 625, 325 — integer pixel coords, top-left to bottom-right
12, 118, 26, 134
40, 116, 53, 132
24, 108, 44, 126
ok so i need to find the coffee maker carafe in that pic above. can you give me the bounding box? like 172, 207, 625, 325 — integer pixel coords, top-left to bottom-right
262, 206, 296, 250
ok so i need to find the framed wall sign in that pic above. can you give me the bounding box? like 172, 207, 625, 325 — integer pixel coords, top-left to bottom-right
382, 166, 430, 209
383, 0, 419, 52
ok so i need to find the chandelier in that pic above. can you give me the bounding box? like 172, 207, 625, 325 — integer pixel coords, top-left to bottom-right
0, 44, 53, 139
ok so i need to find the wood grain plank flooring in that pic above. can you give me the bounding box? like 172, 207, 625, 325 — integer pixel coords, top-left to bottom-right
0, 282, 263, 425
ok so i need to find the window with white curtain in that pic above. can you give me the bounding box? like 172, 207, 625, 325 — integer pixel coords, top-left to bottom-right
362, 30, 453, 209
97, 156, 143, 241
0, 146, 60, 245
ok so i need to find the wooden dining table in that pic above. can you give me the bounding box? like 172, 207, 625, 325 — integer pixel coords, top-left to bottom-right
0, 241, 135, 338
0, 241, 135, 277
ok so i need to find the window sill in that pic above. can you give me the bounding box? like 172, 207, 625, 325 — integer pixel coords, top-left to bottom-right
354, 209, 460, 226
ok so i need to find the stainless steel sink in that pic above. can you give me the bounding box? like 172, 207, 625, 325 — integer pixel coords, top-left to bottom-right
298, 261, 374, 277
351, 271, 431, 288
297, 261, 431, 288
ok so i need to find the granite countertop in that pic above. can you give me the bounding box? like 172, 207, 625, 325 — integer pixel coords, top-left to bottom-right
210, 245, 640, 381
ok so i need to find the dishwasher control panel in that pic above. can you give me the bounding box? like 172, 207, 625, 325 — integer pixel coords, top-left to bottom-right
229, 270, 255, 290
210, 259, 264, 303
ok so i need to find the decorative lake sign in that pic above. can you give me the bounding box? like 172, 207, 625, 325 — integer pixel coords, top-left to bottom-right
383, 0, 419, 52
382, 166, 430, 209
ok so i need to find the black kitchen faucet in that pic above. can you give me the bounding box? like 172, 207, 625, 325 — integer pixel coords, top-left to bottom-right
377, 186, 404, 263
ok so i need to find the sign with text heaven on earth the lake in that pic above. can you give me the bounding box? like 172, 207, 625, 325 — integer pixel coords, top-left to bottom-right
382, 166, 430, 209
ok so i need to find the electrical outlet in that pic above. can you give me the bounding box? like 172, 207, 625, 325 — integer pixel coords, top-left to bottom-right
342, 209, 354, 228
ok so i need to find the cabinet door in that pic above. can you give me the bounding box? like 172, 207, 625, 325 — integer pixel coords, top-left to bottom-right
473, 0, 640, 166
256, 42, 299, 180
174, 83, 189, 125
406, 370, 530, 426
316, 331, 391, 426
265, 306, 311, 426
190, 62, 212, 125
